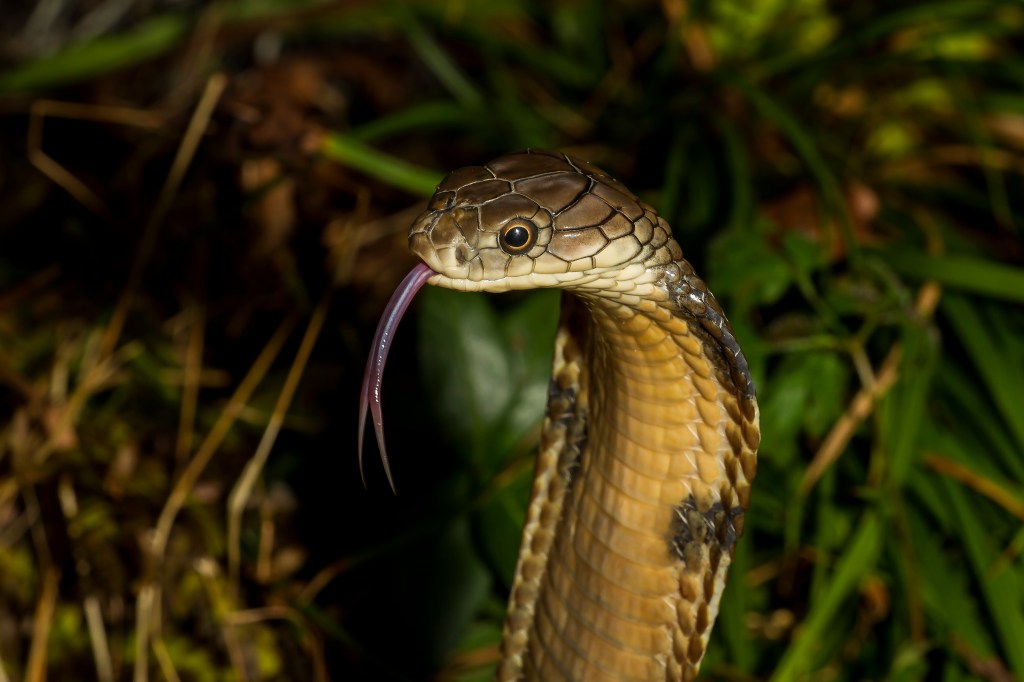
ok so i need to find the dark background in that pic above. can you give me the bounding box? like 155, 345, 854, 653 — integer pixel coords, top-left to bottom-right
1, 1, 1023, 680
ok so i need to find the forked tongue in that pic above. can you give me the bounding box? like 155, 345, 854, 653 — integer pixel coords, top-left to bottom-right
358, 262, 435, 493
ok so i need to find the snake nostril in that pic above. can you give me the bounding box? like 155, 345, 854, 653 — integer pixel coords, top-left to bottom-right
455, 244, 472, 265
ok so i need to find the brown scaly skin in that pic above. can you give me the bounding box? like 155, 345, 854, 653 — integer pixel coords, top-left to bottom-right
407, 150, 760, 680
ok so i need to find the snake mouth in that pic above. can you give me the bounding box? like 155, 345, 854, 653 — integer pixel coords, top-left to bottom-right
357, 262, 435, 492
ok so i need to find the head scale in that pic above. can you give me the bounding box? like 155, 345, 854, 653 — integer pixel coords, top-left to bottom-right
408, 149, 681, 292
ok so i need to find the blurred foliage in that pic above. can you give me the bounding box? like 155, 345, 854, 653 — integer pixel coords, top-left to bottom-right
1, 0, 1023, 681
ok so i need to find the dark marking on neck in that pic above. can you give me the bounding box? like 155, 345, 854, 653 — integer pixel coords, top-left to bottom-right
546, 378, 588, 483
653, 263, 757, 414
670, 495, 744, 567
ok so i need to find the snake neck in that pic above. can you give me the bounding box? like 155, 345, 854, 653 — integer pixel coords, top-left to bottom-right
498, 289, 758, 682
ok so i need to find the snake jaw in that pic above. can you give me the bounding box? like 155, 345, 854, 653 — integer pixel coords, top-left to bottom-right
358, 262, 435, 493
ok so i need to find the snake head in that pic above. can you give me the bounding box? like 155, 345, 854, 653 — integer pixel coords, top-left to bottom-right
408, 149, 680, 293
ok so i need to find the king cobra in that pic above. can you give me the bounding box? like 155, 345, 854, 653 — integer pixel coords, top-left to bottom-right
359, 149, 760, 681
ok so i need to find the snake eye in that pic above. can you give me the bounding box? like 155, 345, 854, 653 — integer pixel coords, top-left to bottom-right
499, 219, 537, 254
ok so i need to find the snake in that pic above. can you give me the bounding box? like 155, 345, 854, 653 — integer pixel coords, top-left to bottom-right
359, 149, 760, 681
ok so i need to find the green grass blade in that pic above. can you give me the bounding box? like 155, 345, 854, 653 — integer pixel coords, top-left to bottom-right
0, 14, 188, 92
319, 134, 442, 196
880, 250, 1024, 303
771, 513, 882, 682
880, 326, 937, 486
906, 502, 998, 661
941, 477, 1024, 678
935, 364, 1024, 481
715, 117, 755, 230
728, 77, 854, 257
349, 101, 470, 142
711, 531, 754, 672
400, 11, 483, 109
941, 295, 1024, 453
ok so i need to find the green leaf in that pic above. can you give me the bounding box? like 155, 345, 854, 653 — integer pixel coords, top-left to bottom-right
475, 465, 533, 588
708, 222, 796, 308
757, 351, 848, 469
417, 288, 559, 470
418, 289, 510, 459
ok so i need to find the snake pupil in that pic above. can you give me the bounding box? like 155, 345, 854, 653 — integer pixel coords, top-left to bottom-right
506, 226, 528, 246
501, 222, 535, 252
